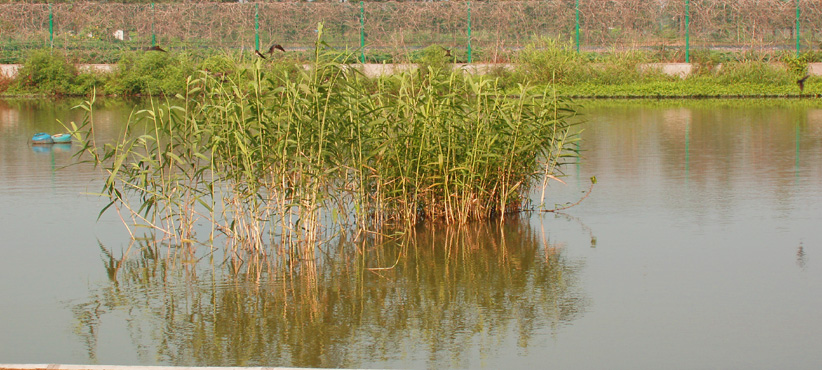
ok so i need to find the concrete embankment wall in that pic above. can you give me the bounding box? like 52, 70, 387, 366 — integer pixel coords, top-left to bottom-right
1, 63, 510, 78
1, 63, 118, 78
3, 63, 822, 79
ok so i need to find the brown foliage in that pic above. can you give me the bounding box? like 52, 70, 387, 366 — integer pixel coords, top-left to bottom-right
0, 1, 819, 59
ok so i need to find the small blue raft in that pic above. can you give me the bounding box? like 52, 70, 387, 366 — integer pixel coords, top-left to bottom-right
31, 132, 54, 145
31, 132, 72, 145
51, 133, 72, 143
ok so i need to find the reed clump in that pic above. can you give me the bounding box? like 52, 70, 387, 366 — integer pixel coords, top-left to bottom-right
70, 24, 579, 258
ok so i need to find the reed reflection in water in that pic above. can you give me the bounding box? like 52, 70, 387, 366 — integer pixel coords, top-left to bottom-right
72, 217, 587, 368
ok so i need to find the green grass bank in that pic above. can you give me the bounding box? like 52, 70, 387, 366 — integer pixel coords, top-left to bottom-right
2, 39, 822, 99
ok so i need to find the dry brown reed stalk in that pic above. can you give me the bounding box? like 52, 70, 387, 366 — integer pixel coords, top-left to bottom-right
0, 4, 49, 35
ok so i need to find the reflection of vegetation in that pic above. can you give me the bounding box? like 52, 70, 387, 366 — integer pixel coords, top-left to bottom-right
796, 242, 806, 270
73, 217, 587, 368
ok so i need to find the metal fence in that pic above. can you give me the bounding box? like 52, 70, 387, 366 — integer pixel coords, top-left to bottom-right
0, 0, 820, 64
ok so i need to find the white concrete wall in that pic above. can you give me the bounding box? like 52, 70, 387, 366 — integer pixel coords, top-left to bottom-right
807, 63, 822, 76
638, 63, 692, 79
1, 64, 114, 78
77, 64, 116, 74
0, 64, 22, 78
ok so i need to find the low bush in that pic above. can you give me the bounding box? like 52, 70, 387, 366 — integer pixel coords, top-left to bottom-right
0, 75, 11, 94
104, 50, 197, 96
12, 50, 79, 95
516, 37, 586, 84
411, 44, 454, 73
8, 49, 106, 96
700, 60, 792, 86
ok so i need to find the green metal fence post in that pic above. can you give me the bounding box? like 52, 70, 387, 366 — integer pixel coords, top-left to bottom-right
255, 3, 260, 52
467, 1, 472, 63
151, 3, 156, 48
575, 0, 580, 53
360, 1, 365, 63
685, 0, 690, 63
49, 3, 53, 50
796, 0, 801, 57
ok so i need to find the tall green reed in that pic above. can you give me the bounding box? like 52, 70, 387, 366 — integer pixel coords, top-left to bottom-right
69, 23, 579, 263
357, 67, 580, 226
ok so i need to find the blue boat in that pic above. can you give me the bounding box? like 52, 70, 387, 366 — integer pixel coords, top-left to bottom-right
51, 133, 72, 143
31, 132, 54, 145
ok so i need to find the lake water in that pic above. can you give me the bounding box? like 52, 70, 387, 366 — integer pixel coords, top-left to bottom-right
1, 98, 821, 369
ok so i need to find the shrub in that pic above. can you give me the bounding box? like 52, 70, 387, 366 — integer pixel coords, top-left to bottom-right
516, 37, 585, 84
70, 72, 105, 95
13, 49, 78, 95
781, 51, 822, 76
592, 50, 661, 85
200, 54, 235, 75
708, 60, 792, 85
0, 75, 11, 94
411, 44, 454, 73
105, 50, 197, 96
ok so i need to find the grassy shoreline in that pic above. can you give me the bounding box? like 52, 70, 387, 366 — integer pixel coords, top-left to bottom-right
555, 82, 818, 99
3, 69, 818, 99
2, 39, 821, 99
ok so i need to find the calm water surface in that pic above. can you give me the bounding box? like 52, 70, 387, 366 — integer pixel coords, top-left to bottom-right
1, 98, 821, 369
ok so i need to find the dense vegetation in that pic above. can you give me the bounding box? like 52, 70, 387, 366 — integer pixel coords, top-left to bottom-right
67, 26, 580, 263
2, 39, 819, 98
